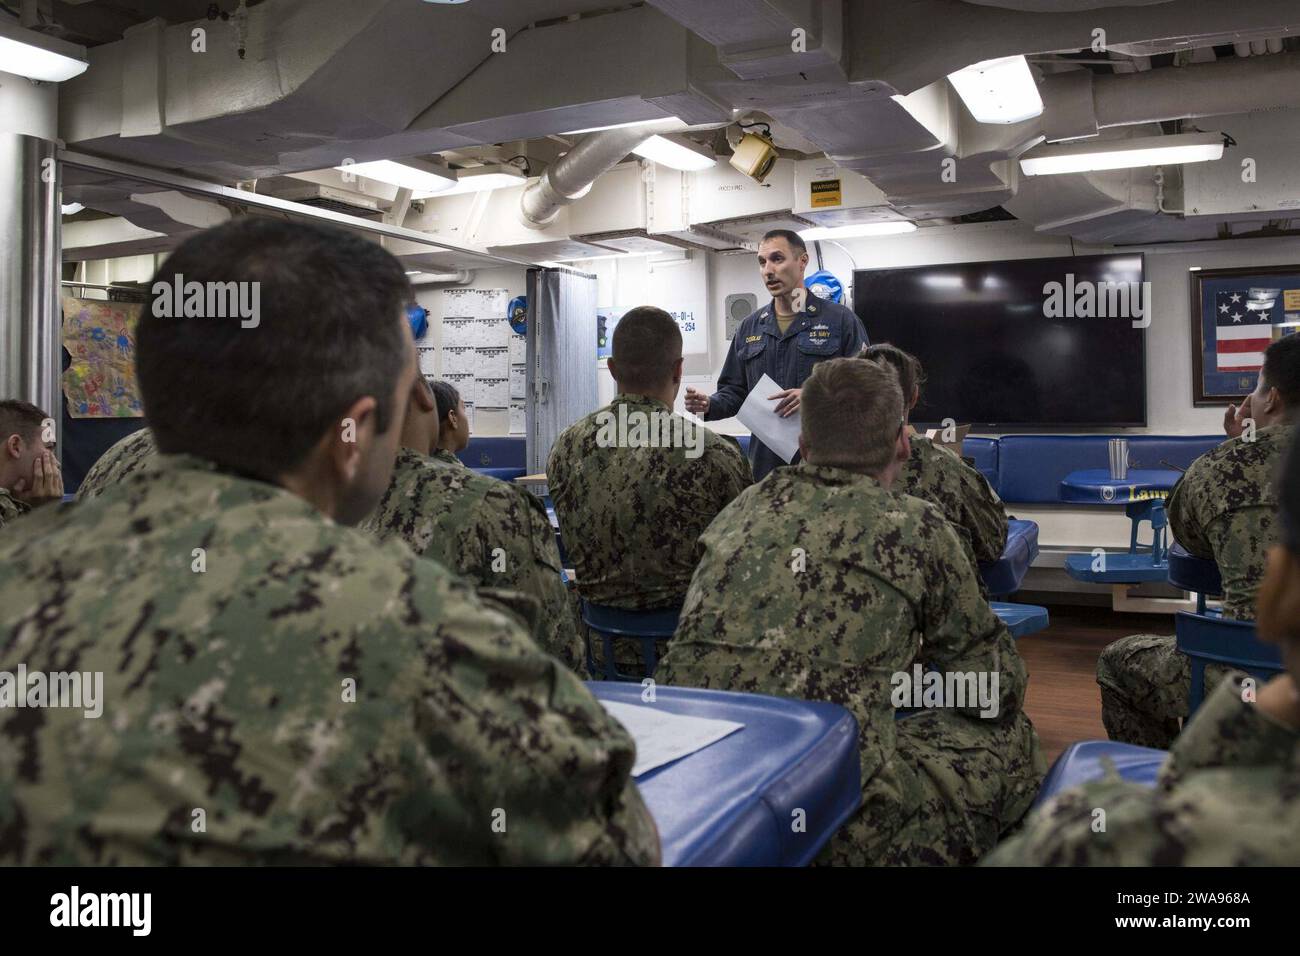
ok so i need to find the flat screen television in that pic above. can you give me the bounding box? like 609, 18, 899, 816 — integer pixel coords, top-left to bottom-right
853, 253, 1147, 428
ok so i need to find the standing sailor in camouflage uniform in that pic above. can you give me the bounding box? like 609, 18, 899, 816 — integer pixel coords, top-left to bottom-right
657, 358, 1043, 865
360, 378, 584, 674
987, 424, 1300, 866
863, 344, 1008, 588
549, 306, 751, 675
76, 426, 157, 500
0, 218, 659, 866
685, 230, 867, 482
1097, 336, 1299, 748
0, 400, 63, 532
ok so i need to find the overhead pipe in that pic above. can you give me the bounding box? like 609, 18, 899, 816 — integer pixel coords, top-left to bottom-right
1040, 50, 1300, 139
518, 118, 685, 227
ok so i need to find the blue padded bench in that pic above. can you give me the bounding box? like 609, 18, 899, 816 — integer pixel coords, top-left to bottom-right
589, 682, 861, 866
980, 518, 1039, 596
1033, 740, 1165, 807
961, 436, 999, 487
457, 436, 526, 482
997, 435, 1219, 504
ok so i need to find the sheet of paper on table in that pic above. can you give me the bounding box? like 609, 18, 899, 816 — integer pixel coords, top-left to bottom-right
599, 700, 744, 778
736, 372, 801, 463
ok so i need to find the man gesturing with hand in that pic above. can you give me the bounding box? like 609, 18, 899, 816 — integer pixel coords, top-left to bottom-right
685, 229, 867, 481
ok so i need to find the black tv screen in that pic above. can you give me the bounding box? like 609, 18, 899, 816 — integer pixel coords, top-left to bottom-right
853, 253, 1147, 428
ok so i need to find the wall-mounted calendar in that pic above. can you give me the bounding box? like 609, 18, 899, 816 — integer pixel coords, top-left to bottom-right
434, 289, 530, 424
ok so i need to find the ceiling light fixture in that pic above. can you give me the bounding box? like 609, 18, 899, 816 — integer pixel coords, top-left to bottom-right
1019, 132, 1225, 176
333, 159, 457, 197
799, 222, 918, 241
562, 117, 686, 135
947, 55, 1042, 125
631, 134, 716, 171
435, 165, 528, 196
0, 18, 89, 82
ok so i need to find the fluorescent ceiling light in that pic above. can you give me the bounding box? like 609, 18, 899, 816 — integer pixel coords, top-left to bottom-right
631, 134, 716, 171
435, 165, 527, 196
1019, 132, 1225, 176
799, 222, 918, 241
407, 271, 468, 282
0, 18, 89, 82
947, 55, 1042, 125
61, 202, 85, 216
563, 117, 685, 135
334, 159, 457, 196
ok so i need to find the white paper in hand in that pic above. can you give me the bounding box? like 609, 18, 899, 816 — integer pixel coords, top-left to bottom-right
737, 373, 801, 463
599, 700, 744, 777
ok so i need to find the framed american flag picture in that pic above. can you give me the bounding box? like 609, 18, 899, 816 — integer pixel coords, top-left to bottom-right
1191, 265, 1300, 405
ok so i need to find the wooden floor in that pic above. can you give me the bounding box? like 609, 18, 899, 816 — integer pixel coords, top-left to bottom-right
1017, 605, 1175, 762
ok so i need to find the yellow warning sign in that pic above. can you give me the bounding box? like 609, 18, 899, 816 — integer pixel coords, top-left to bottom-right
1284, 289, 1300, 311
810, 178, 842, 208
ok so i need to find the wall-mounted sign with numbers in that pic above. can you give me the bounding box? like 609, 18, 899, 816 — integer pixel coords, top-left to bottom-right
668, 308, 706, 355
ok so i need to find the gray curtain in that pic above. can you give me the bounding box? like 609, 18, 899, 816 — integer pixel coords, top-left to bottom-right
526, 266, 598, 476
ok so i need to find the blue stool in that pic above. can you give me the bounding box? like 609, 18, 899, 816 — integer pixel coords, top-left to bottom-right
1064, 498, 1170, 584
1167, 542, 1222, 614
581, 600, 681, 681
990, 602, 1049, 639
1174, 611, 1282, 716
1034, 740, 1166, 807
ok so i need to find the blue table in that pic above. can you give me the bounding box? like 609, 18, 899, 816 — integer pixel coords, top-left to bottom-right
589, 682, 861, 867
1061, 469, 1182, 583
990, 601, 1049, 639
980, 519, 1040, 597
1033, 740, 1165, 807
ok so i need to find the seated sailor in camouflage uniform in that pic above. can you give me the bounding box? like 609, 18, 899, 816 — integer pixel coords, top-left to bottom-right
0, 400, 63, 532
1097, 335, 1298, 748
862, 344, 1008, 590
0, 218, 659, 866
987, 424, 1300, 866
548, 306, 751, 674
359, 377, 584, 673
76, 426, 158, 500
657, 357, 1044, 865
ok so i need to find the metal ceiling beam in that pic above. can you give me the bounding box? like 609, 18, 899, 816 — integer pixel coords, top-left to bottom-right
57, 148, 541, 267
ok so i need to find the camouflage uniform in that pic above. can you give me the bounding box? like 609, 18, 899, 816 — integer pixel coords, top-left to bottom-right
655, 463, 1045, 865
548, 394, 752, 674
0, 487, 29, 533
1097, 425, 1292, 748
985, 674, 1300, 865
0, 453, 660, 865
359, 446, 584, 674
898, 435, 1008, 591
76, 426, 157, 500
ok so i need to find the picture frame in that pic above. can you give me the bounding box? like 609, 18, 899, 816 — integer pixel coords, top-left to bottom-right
1190, 264, 1300, 405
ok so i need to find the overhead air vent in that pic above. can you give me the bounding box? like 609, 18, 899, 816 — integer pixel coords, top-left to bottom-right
256, 179, 385, 218
953, 206, 1019, 224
